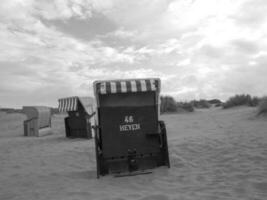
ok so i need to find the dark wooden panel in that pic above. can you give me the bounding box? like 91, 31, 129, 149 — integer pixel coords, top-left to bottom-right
99, 106, 159, 158
99, 92, 156, 107
65, 116, 92, 138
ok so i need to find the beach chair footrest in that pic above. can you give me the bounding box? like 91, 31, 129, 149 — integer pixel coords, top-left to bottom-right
114, 171, 152, 178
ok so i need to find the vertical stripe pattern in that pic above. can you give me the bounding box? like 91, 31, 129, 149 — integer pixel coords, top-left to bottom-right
95, 79, 159, 94
58, 97, 78, 112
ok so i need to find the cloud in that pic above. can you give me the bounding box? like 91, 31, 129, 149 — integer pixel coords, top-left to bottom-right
41, 12, 117, 41
33, 0, 113, 20
231, 39, 259, 54
0, 0, 267, 107
232, 0, 267, 26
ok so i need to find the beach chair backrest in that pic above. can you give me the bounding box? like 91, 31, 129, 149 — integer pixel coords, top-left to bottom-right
22, 106, 52, 136
22, 106, 51, 129
94, 78, 161, 158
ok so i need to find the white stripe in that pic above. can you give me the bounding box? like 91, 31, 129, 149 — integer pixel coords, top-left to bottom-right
100, 83, 106, 94
73, 97, 77, 111
69, 98, 72, 110
110, 82, 117, 93
62, 99, 66, 112
60, 99, 63, 111
150, 79, 156, 91
66, 98, 70, 111
121, 81, 127, 93
69, 98, 73, 110
65, 98, 69, 111
61, 99, 64, 112
64, 98, 68, 111
58, 100, 61, 112
69, 98, 73, 111
140, 80, 147, 91
70, 97, 74, 111
58, 100, 62, 112
130, 81, 137, 92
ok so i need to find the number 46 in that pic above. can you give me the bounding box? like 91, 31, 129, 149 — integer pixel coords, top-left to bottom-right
124, 116, 134, 123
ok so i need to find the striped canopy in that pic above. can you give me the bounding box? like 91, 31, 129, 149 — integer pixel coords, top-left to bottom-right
58, 96, 78, 112
58, 96, 94, 114
94, 78, 160, 95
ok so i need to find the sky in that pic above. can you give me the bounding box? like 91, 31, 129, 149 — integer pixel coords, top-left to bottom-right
0, 0, 267, 108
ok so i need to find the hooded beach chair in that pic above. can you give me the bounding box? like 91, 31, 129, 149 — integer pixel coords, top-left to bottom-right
93, 78, 170, 178
22, 106, 52, 137
58, 96, 95, 139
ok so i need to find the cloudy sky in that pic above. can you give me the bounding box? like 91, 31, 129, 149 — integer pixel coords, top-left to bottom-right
0, 0, 267, 108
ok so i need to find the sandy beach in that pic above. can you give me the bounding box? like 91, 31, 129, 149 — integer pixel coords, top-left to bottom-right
0, 107, 266, 200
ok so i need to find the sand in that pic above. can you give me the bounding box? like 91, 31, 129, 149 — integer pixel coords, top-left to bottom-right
0, 107, 266, 200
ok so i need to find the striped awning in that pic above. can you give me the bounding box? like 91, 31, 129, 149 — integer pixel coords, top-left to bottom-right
94, 79, 160, 95
58, 96, 78, 112
58, 96, 95, 114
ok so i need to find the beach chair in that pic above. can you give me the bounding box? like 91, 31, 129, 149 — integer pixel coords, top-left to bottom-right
22, 106, 52, 137
58, 96, 95, 139
93, 78, 170, 178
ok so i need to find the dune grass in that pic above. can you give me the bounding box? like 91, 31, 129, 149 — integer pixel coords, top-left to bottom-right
223, 94, 259, 109
190, 99, 211, 109
257, 97, 267, 115
160, 96, 194, 113
177, 102, 194, 112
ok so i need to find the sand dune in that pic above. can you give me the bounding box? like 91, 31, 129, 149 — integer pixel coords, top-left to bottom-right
0, 107, 266, 200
